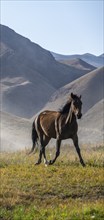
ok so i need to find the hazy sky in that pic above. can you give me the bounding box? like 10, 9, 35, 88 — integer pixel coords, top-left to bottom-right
1, 0, 103, 55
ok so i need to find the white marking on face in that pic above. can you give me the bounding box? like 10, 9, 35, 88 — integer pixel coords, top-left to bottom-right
75, 109, 79, 115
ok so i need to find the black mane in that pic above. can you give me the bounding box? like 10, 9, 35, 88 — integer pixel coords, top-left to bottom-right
59, 101, 71, 114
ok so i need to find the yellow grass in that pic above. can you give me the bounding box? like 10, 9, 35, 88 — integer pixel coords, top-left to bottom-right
0, 145, 104, 220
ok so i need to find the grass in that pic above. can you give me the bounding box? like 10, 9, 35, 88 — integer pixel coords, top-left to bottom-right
0, 145, 104, 220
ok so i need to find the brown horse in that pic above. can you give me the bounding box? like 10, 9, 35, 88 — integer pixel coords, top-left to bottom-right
30, 93, 85, 167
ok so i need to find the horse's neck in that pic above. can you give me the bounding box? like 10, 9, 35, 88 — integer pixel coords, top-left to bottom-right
60, 101, 71, 114
65, 101, 73, 124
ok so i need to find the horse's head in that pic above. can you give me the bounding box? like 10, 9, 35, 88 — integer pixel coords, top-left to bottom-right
71, 93, 82, 119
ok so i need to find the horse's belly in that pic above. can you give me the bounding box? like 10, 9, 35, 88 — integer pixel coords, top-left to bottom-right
45, 123, 56, 138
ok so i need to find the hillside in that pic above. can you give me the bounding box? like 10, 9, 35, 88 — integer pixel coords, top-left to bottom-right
0, 111, 32, 152
80, 99, 104, 132
0, 25, 93, 118
59, 58, 96, 71
1, 76, 56, 118
43, 67, 104, 114
51, 52, 104, 67
78, 99, 104, 144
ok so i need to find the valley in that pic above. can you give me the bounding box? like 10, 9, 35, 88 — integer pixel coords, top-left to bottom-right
0, 24, 104, 150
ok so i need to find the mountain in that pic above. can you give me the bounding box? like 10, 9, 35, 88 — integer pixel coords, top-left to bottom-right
51, 52, 104, 67
1, 76, 56, 118
78, 99, 104, 144
0, 111, 32, 152
0, 25, 94, 118
98, 53, 104, 58
42, 67, 104, 114
59, 58, 95, 71
80, 99, 104, 132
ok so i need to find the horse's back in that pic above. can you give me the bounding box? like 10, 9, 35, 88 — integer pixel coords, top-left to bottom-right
40, 110, 60, 120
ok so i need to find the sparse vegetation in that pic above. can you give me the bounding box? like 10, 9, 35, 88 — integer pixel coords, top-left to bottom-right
0, 145, 104, 220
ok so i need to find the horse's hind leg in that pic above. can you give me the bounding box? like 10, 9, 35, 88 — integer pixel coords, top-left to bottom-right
35, 135, 43, 165
49, 139, 61, 165
73, 134, 85, 167
35, 135, 50, 165
42, 136, 50, 165
35, 146, 43, 165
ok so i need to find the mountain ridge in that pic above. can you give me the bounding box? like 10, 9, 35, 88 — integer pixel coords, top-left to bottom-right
51, 51, 104, 67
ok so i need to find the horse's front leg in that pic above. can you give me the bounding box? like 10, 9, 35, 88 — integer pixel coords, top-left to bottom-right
73, 134, 85, 167
49, 139, 61, 165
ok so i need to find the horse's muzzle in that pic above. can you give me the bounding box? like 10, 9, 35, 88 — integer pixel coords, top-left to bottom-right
77, 113, 82, 119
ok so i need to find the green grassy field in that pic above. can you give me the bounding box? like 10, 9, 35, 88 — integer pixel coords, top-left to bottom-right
0, 145, 104, 220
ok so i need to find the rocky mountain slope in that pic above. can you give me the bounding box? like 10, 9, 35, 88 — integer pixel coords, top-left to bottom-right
0, 24, 95, 118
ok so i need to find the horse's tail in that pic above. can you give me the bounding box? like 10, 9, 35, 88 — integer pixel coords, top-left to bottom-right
29, 120, 38, 154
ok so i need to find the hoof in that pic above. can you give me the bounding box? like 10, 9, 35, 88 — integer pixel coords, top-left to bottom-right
44, 159, 49, 167
35, 161, 41, 165
48, 160, 54, 165
45, 163, 48, 167
81, 162, 86, 167
44, 161, 48, 167
82, 163, 86, 167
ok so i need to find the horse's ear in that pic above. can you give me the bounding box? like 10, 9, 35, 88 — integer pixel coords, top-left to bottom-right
79, 95, 81, 99
71, 93, 74, 99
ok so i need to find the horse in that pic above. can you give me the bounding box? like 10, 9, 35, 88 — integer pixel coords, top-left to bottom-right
30, 93, 85, 167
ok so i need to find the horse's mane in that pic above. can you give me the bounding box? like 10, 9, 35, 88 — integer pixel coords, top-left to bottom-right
59, 100, 71, 114
59, 94, 79, 114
